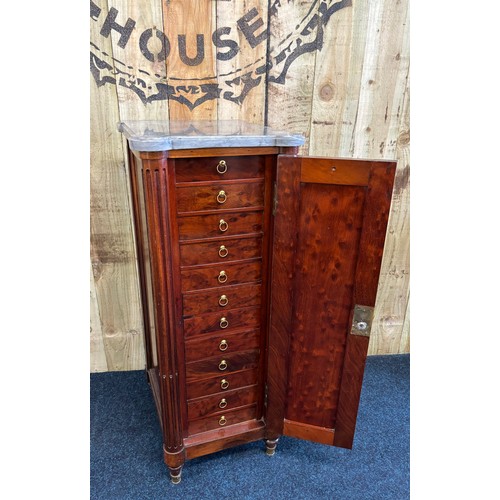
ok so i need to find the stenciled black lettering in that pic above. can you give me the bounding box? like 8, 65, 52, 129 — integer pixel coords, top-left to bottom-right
212, 27, 239, 61
178, 34, 205, 66
236, 7, 268, 49
90, 1, 101, 21
139, 29, 170, 62
100, 7, 135, 49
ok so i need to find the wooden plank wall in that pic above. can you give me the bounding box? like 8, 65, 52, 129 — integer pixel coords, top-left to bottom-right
90, 0, 410, 371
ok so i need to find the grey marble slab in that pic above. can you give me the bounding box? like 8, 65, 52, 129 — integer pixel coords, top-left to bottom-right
118, 120, 305, 152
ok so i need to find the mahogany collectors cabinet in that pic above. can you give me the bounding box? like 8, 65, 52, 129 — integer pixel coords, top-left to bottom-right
119, 121, 396, 483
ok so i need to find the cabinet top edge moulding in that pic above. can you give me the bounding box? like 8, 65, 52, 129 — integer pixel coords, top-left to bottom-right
118, 120, 306, 152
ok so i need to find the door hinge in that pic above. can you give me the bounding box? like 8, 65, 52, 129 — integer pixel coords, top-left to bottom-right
264, 383, 268, 407
350, 305, 374, 337
272, 182, 278, 215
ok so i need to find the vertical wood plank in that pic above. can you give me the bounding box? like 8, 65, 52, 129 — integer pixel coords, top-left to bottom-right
163, 0, 218, 121
350, 0, 409, 158
308, 1, 355, 156
400, 295, 410, 353
369, 66, 410, 355
90, 2, 145, 371
90, 262, 108, 372
266, 0, 320, 154
108, 0, 169, 121
216, 1, 268, 124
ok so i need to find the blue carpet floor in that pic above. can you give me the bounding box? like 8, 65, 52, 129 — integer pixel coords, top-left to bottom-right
91, 354, 409, 500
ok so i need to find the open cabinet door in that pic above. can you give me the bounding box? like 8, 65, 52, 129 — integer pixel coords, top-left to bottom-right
266, 155, 396, 449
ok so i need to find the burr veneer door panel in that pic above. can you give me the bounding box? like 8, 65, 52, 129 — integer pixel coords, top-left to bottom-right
266, 156, 396, 449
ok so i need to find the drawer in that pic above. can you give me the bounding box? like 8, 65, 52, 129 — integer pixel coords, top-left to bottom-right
184, 306, 260, 338
188, 405, 257, 435
185, 350, 260, 383
179, 237, 263, 266
178, 211, 263, 241
183, 283, 261, 317
181, 260, 262, 292
175, 156, 265, 182
176, 181, 265, 213
188, 385, 259, 420
186, 369, 258, 400
184, 330, 260, 363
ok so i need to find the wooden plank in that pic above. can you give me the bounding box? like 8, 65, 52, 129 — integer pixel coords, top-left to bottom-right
90, 261, 107, 372
308, 0, 355, 156
266, 0, 320, 154
400, 295, 410, 353
216, 1, 268, 124
369, 65, 410, 355
349, 0, 409, 158
106, 0, 169, 121
163, 0, 218, 121
283, 419, 335, 446
90, 5, 145, 371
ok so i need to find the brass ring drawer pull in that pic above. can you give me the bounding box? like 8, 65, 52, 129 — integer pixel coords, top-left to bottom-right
217, 190, 227, 204
219, 415, 227, 426
217, 160, 227, 174
219, 398, 228, 409
220, 379, 229, 390
218, 270, 227, 283
220, 317, 229, 329
218, 245, 228, 258
219, 295, 228, 307
219, 339, 228, 351
219, 219, 228, 232
218, 359, 228, 371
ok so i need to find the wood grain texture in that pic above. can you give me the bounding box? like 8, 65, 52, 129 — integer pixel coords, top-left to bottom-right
333, 161, 396, 449
266, 0, 319, 154
90, 0, 410, 372
215, 1, 268, 123
265, 155, 301, 439
90, 6, 145, 372
163, 0, 217, 121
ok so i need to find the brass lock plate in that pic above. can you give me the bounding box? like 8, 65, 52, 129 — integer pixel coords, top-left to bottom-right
350, 305, 374, 337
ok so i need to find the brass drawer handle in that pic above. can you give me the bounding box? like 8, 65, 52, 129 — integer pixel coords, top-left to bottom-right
219, 398, 228, 409
219, 294, 228, 307
218, 359, 228, 371
217, 190, 227, 204
219, 415, 227, 426
220, 317, 229, 329
218, 270, 227, 283
219, 339, 228, 351
217, 160, 227, 174
220, 379, 229, 390
219, 219, 228, 232
218, 245, 228, 258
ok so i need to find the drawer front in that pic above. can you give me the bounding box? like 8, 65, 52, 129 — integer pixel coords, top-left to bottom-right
186, 369, 258, 400
185, 350, 260, 382
188, 405, 257, 435
178, 211, 263, 241
184, 330, 260, 363
179, 237, 263, 266
183, 283, 261, 317
184, 306, 260, 338
176, 181, 265, 213
188, 385, 259, 420
175, 156, 265, 182
181, 261, 262, 292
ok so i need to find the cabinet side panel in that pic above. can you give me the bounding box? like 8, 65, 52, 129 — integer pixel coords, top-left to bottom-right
129, 151, 158, 370
285, 183, 365, 429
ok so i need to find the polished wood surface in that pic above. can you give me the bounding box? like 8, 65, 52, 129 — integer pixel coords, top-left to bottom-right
128, 145, 395, 481
174, 155, 265, 181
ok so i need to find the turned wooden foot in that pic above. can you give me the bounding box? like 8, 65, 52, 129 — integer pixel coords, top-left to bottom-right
265, 438, 279, 456
169, 465, 182, 484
